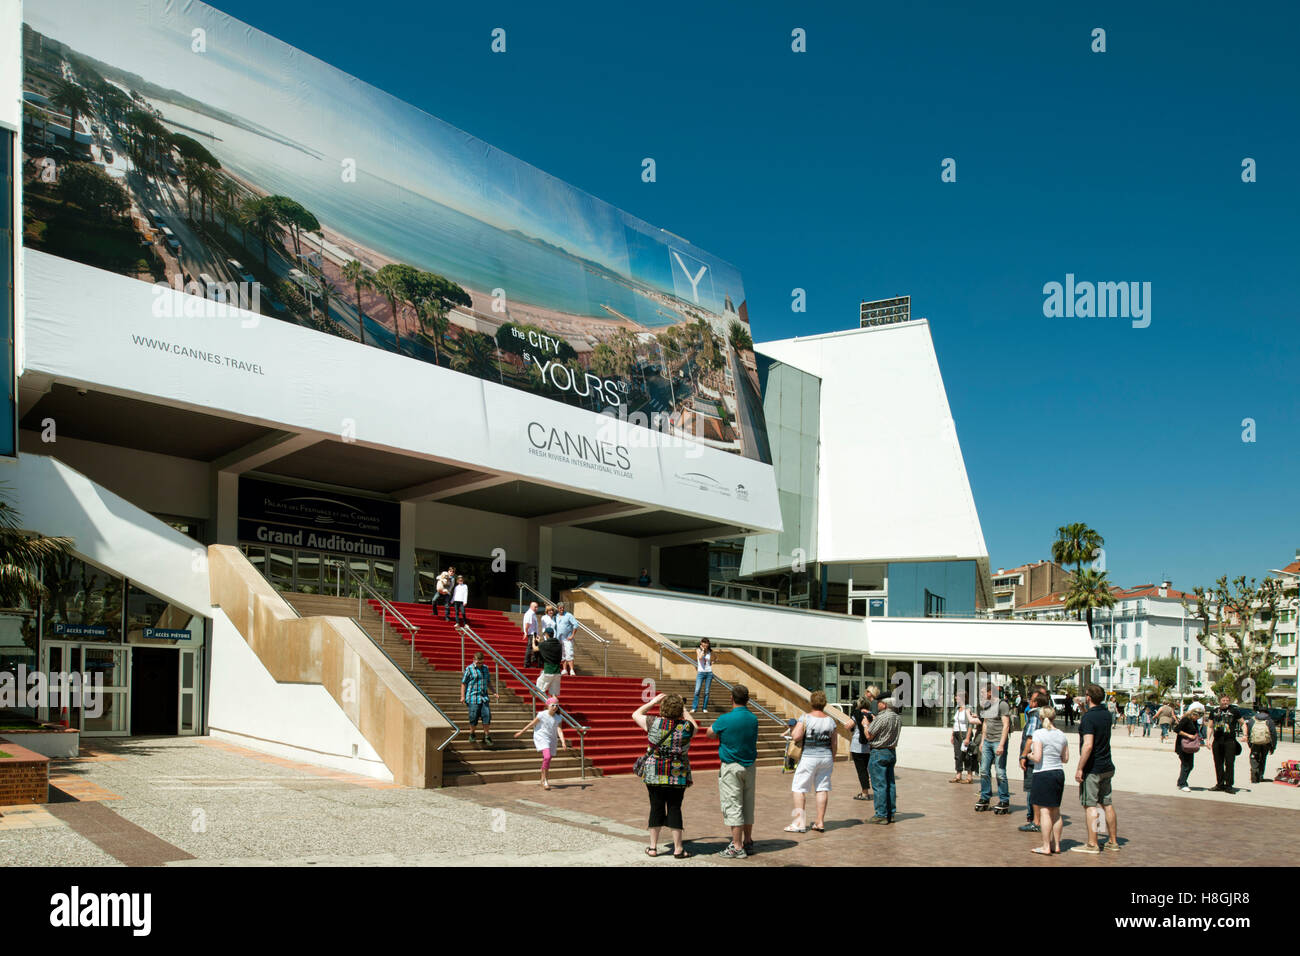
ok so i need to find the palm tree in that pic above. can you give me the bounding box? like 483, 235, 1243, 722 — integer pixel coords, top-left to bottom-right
1065, 567, 1117, 642
180, 156, 204, 219
315, 270, 341, 334
192, 165, 219, 227
453, 332, 500, 378
0, 490, 73, 609
417, 298, 450, 364
728, 318, 753, 352
341, 260, 372, 346
49, 80, 90, 148
238, 197, 283, 271
1052, 523, 1104, 575
371, 264, 412, 350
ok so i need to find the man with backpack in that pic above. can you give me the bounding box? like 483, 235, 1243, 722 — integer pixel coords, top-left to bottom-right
1246, 706, 1278, 783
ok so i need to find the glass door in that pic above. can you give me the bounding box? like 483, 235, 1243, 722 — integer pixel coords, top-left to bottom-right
178, 647, 200, 735
82, 645, 130, 735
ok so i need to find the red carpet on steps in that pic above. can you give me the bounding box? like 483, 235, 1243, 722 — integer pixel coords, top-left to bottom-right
369, 601, 730, 773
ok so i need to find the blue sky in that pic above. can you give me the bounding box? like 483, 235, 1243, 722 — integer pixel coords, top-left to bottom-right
204, 0, 1299, 590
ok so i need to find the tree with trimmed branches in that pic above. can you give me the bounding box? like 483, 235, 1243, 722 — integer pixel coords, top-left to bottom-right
1185, 576, 1282, 703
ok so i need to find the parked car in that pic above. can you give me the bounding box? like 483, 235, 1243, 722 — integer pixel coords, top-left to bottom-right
226, 258, 256, 285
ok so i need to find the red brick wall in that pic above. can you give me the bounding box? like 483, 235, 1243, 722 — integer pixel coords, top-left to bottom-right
0, 744, 50, 805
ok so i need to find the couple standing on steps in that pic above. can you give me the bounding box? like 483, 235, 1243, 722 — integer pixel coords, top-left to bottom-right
521, 600, 578, 677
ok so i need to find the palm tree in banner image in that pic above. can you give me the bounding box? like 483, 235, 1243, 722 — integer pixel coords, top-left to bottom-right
728, 318, 753, 353
238, 197, 283, 271
49, 80, 90, 148
180, 156, 203, 219
342, 260, 372, 346
192, 165, 220, 227
1065, 568, 1117, 643
416, 272, 472, 366
372, 263, 418, 351
453, 331, 500, 379
265, 196, 320, 262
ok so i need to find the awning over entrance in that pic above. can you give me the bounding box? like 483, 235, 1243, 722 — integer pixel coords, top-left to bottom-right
865, 617, 1096, 675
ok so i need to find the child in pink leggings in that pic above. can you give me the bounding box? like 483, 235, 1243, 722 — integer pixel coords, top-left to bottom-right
516, 697, 568, 790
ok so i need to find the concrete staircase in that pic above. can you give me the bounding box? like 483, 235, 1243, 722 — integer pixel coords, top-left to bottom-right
283, 593, 597, 786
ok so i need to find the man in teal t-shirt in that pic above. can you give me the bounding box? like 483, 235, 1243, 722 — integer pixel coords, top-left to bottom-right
707, 683, 760, 858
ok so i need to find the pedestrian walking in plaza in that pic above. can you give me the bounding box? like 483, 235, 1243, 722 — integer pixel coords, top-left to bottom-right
707, 683, 760, 858
1175, 702, 1204, 791
554, 602, 578, 677
1140, 705, 1153, 737
1028, 705, 1069, 855
851, 694, 875, 799
1209, 694, 1244, 793
976, 685, 1012, 814
865, 695, 902, 823
1062, 695, 1074, 727
633, 692, 698, 859
1069, 684, 1119, 854
522, 601, 539, 668
535, 627, 563, 698
1125, 698, 1138, 737
460, 651, 499, 746
786, 690, 837, 832
1018, 689, 1048, 833
451, 575, 469, 625
950, 692, 976, 784
1155, 701, 1175, 742
1108, 696, 1118, 727
692, 638, 715, 712
515, 696, 567, 790
1246, 706, 1278, 783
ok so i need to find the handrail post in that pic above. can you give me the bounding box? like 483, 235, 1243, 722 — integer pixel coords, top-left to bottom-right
658, 643, 663, 685
459, 628, 465, 671
410, 625, 415, 671
603, 643, 607, 678
580, 730, 586, 782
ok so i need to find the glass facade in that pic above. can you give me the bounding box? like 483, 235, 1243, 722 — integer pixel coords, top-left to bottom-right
740, 356, 819, 579
886, 560, 977, 618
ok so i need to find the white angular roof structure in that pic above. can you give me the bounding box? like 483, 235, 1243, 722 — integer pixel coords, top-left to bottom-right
757, 320, 991, 600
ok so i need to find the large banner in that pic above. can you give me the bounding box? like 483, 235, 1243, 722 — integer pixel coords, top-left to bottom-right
19, 0, 770, 464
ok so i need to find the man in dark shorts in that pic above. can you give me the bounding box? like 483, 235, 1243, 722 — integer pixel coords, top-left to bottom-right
1070, 683, 1119, 854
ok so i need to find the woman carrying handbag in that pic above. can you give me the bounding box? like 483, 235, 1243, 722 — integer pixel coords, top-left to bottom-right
1174, 702, 1204, 791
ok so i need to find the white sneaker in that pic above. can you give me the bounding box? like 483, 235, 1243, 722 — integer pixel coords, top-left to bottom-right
1180, 786, 1191, 792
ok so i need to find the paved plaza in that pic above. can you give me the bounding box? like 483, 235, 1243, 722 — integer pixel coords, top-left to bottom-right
2, 729, 1296, 867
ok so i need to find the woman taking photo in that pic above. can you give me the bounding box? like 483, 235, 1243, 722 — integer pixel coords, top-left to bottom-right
785, 690, 837, 833
950, 692, 977, 784
849, 695, 873, 801
632, 692, 698, 858
1028, 706, 1069, 855
1175, 702, 1204, 792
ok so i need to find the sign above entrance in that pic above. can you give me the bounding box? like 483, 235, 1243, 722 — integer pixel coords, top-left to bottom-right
52, 623, 110, 638
238, 477, 400, 560
143, 627, 192, 641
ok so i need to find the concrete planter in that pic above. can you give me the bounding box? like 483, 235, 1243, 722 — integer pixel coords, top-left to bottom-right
1, 728, 80, 759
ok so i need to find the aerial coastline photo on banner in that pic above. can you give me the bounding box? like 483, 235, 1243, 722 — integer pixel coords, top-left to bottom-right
19, 0, 770, 462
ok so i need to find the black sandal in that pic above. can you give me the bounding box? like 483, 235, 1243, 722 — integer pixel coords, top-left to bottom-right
673, 849, 692, 859
644, 846, 658, 857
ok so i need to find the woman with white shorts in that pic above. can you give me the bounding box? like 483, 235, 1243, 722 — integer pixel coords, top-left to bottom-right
786, 690, 838, 833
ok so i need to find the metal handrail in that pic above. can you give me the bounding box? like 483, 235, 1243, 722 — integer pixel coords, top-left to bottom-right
326, 559, 419, 670
515, 580, 609, 676
247, 557, 458, 751
656, 640, 788, 729
456, 622, 589, 781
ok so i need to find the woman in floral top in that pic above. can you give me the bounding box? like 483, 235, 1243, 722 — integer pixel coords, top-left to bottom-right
633, 692, 699, 859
